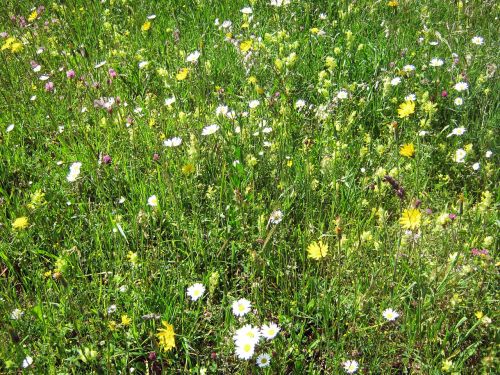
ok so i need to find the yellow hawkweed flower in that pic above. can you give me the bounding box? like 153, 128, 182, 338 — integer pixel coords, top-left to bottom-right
12, 217, 29, 230
397, 100, 415, 118
141, 21, 151, 32
399, 143, 415, 158
121, 315, 132, 326
239, 40, 252, 52
399, 209, 421, 231
157, 321, 176, 352
28, 10, 38, 22
307, 240, 328, 260
388, 0, 399, 7
176, 68, 189, 81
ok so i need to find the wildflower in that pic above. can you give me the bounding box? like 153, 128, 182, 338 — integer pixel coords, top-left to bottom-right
141, 21, 151, 32
402, 64, 415, 72
138, 61, 149, 69
164, 96, 176, 106
405, 94, 416, 101
471, 36, 484, 45
337, 90, 348, 100
235, 341, 255, 360
307, 240, 328, 260
164, 137, 182, 147
382, 308, 400, 321
107, 305, 117, 315
45, 82, 54, 92
232, 298, 251, 317
11, 308, 24, 320
269, 210, 283, 224
447, 127, 466, 137
399, 143, 415, 158
147, 195, 158, 207
234, 325, 261, 345
66, 69, 76, 79
295, 99, 306, 109
270, 0, 290, 6
186, 283, 205, 301
399, 208, 421, 230
121, 315, 132, 326
390, 77, 401, 86
28, 10, 38, 22
6, 124, 14, 132
186, 50, 201, 63
343, 360, 359, 374
216, 105, 229, 116
240, 7, 253, 14
240, 40, 253, 52
454, 97, 463, 106
201, 124, 219, 136
67, 162, 82, 182
22, 356, 33, 368
397, 100, 415, 118
453, 148, 466, 163
261, 322, 280, 340
453, 82, 468, 92
182, 163, 195, 175
12, 217, 29, 230
485, 150, 492, 158
429, 58, 444, 67
176, 68, 189, 81
256, 353, 271, 367
249, 99, 260, 109
157, 321, 176, 352
442, 359, 453, 372
388, 0, 399, 6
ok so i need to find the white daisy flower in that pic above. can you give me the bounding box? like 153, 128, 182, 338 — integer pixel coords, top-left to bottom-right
11, 308, 24, 320
240, 7, 253, 14
186, 50, 201, 63
472, 162, 480, 171
260, 322, 280, 339
256, 353, 271, 368
22, 356, 33, 368
337, 90, 348, 100
402, 64, 415, 72
429, 58, 444, 67
164, 137, 182, 147
201, 124, 220, 136
382, 308, 400, 321
405, 94, 416, 102
164, 96, 176, 106
221, 20, 232, 29
295, 99, 306, 109
107, 304, 117, 314
447, 127, 466, 137
454, 97, 463, 106
249, 99, 260, 109
235, 340, 255, 360
232, 298, 251, 317
216, 105, 229, 116
390, 77, 401, 86
453, 148, 466, 163
471, 36, 484, 45
343, 360, 359, 374
67, 162, 82, 182
186, 283, 205, 301
453, 81, 468, 92
147, 195, 158, 207
233, 324, 261, 345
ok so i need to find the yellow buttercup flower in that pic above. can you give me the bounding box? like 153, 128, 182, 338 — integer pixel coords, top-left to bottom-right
12, 217, 29, 230
176, 68, 189, 81
399, 143, 415, 158
307, 240, 328, 260
397, 100, 415, 118
157, 321, 176, 352
399, 209, 421, 230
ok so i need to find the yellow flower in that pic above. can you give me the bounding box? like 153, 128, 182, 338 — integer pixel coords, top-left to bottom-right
397, 100, 415, 118
310, 27, 320, 34
239, 40, 252, 52
182, 163, 195, 175
157, 321, 175, 352
121, 315, 132, 326
307, 240, 328, 260
441, 359, 453, 372
176, 68, 189, 81
28, 10, 38, 22
108, 320, 117, 331
399, 209, 421, 230
10, 42, 24, 53
12, 217, 29, 230
399, 143, 415, 158
141, 21, 151, 32
388, 0, 399, 6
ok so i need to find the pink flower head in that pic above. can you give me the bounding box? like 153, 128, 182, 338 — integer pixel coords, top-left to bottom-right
108, 68, 117, 78
66, 69, 76, 79
45, 81, 54, 92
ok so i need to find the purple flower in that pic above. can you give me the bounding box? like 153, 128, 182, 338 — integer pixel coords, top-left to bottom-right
102, 155, 112, 164
448, 213, 457, 221
153, 153, 160, 161
45, 82, 54, 92
66, 69, 75, 79
108, 68, 117, 78
441, 90, 448, 98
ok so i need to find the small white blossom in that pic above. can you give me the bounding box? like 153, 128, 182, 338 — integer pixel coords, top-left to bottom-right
186, 283, 205, 301
202, 124, 220, 136
429, 58, 444, 67
471, 36, 484, 45
164, 137, 182, 147
147, 195, 158, 207
343, 360, 359, 374
382, 308, 400, 321
453, 148, 466, 163
232, 298, 251, 317
453, 82, 468, 92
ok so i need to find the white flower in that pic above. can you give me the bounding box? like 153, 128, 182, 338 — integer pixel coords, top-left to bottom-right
429, 58, 444, 67
262, 127, 273, 133
235, 340, 255, 360
11, 308, 24, 320
147, 195, 158, 207
138, 61, 149, 69
240, 7, 253, 14
232, 298, 251, 317
390, 77, 401, 86
453, 82, 468, 92
472, 162, 480, 171
221, 20, 232, 29
94, 61, 106, 69
485, 150, 492, 158
249, 99, 260, 109
447, 127, 466, 137
269, 210, 283, 224
201, 124, 220, 136
471, 36, 484, 45
319, 13, 327, 19
107, 304, 117, 314
164, 137, 182, 147
453, 148, 466, 163
405, 94, 416, 102
164, 96, 176, 106
67, 162, 82, 182
33, 65, 41, 72
187, 283, 205, 301
186, 50, 201, 63
454, 97, 463, 106
22, 356, 33, 368
260, 322, 280, 339
295, 99, 306, 109
402, 64, 415, 72
337, 90, 348, 100
39, 74, 49, 81
256, 353, 271, 367
216, 105, 229, 116
233, 325, 261, 345
6, 124, 14, 132
119, 285, 128, 292
118, 196, 126, 204
418, 130, 429, 137
147, 14, 156, 20
382, 308, 400, 321
343, 360, 359, 374
270, 0, 290, 6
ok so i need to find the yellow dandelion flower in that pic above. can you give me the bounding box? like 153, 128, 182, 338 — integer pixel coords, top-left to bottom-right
239, 40, 252, 52
12, 217, 29, 230
141, 21, 151, 32
397, 100, 415, 118
399, 209, 421, 231
176, 68, 189, 81
399, 143, 415, 158
121, 314, 132, 326
157, 321, 175, 352
182, 163, 195, 175
388, 0, 399, 7
28, 10, 38, 22
307, 240, 328, 260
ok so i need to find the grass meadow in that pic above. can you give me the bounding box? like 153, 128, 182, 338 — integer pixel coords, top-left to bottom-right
0, 0, 498, 373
